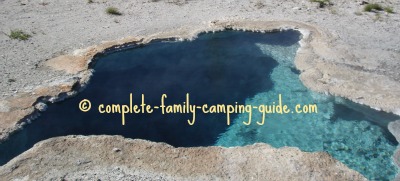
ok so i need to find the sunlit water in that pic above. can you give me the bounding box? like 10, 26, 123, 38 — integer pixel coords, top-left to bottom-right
0, 30, 397, 180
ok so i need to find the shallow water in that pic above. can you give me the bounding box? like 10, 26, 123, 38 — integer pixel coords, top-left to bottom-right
0, 30, 398, 180
216, 40, 399, 180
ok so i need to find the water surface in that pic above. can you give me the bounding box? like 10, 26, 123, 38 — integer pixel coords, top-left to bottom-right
0, 30, 398, 180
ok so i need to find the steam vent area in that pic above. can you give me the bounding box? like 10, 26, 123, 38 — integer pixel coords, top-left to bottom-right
1, 0, 400, 180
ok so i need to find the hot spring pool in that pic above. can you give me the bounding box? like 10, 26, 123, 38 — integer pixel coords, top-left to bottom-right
0, 30, 398, 180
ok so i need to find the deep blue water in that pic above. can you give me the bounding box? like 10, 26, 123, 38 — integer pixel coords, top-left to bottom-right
0, 30, 398, 180
0, 31, 290, 162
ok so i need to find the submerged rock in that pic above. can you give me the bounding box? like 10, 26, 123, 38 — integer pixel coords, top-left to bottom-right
389, 120, 400, 143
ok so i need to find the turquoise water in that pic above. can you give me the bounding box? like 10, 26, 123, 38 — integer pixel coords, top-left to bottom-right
216, 40, 399, 180
0, 30, 398, 180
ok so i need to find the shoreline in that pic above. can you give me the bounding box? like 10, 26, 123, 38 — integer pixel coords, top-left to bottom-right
0, 135, 367, 180
1, 20, 399, 142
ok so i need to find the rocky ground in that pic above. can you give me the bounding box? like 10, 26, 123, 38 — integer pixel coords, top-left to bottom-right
0, 135, 366, 180
0, 0, 399, 99
0, 0, 400, 180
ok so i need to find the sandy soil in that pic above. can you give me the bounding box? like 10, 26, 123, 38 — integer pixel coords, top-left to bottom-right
1, 0, 399, 99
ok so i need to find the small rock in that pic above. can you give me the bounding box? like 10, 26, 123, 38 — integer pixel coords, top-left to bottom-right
76, 160, 91, 166
11, 165, 19, 171
112, 148, 121, 152
292, 7, 301, 10
360, 1, 368, 5
35, 102, 48, 112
